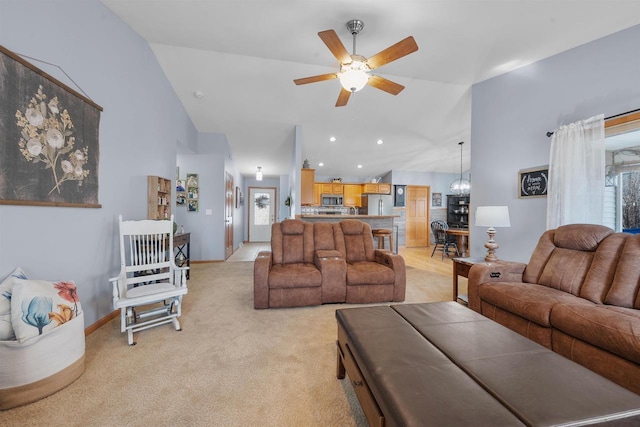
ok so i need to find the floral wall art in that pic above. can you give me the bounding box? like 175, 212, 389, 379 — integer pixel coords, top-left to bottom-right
0, 45, 102, 207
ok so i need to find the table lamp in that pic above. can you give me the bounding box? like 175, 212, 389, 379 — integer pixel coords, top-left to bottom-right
475, 206, 511, 262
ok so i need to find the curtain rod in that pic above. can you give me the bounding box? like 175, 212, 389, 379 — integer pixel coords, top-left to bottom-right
545, 108, 640, 137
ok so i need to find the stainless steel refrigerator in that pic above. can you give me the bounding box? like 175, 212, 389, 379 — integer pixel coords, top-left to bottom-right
366, 194, 394, 215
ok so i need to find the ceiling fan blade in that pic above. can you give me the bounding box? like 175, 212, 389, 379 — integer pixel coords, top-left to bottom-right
366, 36, 418, 70
318, 29, 351, 64
335, 88, 351, 107
293, 73, 338, 85
367, 75, 405, 95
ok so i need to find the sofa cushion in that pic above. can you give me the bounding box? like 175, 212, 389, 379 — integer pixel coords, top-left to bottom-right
523, 224, 614, 294
280, 219, 305, 235
605, 234, 640, 308
553, 224, 614, 252
478, 282, 580, 327
268, 263, 322, 289
346, 262, 394, 286
550, 303, 640, 365
537, 248, 593, 296
313, 222, 337, 250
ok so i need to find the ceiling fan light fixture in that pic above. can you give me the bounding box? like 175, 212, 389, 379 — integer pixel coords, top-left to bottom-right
339, 57, 370, 92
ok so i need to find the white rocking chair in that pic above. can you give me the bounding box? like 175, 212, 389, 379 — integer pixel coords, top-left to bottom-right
109, 215, 188, 345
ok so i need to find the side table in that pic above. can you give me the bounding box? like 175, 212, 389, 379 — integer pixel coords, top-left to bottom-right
173, 232, 191, 279
452, 257, 486, 303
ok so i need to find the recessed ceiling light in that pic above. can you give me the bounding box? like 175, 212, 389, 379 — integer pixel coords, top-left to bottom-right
377, 139, 384, 145
318, 162, 324, 167
329, 136, 336, 142
357, 164, 363, 169
193, 90, 204, 98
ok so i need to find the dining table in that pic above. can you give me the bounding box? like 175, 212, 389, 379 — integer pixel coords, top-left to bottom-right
446, 228, 470, 257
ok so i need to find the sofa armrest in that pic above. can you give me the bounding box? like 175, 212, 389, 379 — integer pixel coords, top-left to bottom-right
253, 251, 273, 309
467, 261, 526, 312
375, 250, 406, 302
315, 250, 347, 303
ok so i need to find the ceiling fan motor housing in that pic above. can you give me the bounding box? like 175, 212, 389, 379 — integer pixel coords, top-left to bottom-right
346, 19, 364, 35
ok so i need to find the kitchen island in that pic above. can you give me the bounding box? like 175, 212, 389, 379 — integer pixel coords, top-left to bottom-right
297, 215, 399, 252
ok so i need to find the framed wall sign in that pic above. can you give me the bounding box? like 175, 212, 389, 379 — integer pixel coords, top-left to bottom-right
0, 44, 103, 208
518, 166, 549, 198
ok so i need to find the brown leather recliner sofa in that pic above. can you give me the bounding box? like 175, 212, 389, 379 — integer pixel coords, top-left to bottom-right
468, 223, 640, 394
254, 219, 405, 309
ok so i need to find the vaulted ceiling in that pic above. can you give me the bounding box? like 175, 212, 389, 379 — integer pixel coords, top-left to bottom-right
101, 0, 640, 180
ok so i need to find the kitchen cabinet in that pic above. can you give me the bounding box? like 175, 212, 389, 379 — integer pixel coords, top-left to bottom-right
343, 184, 362, 207
447, 194, 470, 228
301, 169, 315, 206
313, 183, 322, 206
362, 183, 392, 195
320, 183, 343, 194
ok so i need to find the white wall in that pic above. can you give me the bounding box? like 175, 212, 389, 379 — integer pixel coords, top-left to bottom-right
471, 24, 640, 262
0, 0, 199, 326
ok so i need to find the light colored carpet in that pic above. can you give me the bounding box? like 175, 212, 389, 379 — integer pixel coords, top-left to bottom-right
2, 261, 454, 426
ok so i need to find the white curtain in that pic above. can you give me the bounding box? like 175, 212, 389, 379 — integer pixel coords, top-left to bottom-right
547, 114, 605, 229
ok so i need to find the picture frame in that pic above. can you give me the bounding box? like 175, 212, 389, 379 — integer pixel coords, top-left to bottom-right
518, 165, 549, 198
432, 192, 442, 207
186, 172, 199, 212
0, 44, 103, 208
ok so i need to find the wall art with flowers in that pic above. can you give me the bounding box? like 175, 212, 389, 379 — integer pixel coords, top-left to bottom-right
0, 45, 102, 207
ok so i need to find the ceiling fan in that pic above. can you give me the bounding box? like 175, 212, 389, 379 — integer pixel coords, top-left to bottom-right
294, 19, 418, 107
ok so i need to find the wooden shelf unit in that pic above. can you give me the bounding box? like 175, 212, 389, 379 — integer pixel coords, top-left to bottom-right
148, 175, 172, 220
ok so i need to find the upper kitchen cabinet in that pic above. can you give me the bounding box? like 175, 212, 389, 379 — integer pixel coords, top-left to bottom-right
362, 183, 391, 195
320, 183, 343, 194
301, 169, 315, 206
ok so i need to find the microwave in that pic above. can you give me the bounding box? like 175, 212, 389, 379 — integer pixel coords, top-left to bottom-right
321, 194, 343, 206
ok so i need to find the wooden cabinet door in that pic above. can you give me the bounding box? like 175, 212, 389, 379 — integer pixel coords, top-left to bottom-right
321, 183, 333, 194
301, 169, 315, 205
362, 183, 378, 194
378, 183, 391, 195
313, 184, 322, 206
343, 184, 361, 207
332, 184, 344, 194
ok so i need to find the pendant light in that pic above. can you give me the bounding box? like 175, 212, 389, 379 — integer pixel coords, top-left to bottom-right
256, 166, 263, 181
449, 141, 471, 195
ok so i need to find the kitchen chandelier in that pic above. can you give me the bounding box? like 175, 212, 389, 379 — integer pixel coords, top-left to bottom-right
449, 141, 471, 195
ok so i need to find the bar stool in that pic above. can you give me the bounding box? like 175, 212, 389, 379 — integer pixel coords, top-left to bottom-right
372, 228, 393, 252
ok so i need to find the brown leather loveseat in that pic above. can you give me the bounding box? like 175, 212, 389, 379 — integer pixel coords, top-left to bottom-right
253, 219, 405, 309
468, 224, 640, 394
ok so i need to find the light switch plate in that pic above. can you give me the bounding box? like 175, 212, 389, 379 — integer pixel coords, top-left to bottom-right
205, 209, 212, 215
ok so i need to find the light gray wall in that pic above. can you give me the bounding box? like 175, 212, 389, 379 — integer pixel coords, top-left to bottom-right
0, 0, 198, 326
177, 132, 244, 261
471, 24, 640, 262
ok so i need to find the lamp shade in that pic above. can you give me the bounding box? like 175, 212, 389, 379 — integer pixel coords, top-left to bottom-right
475, 206, 511, 228
339, 69, 369, 93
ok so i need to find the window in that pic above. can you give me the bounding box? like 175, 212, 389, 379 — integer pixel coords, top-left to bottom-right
605, 112, 640, 233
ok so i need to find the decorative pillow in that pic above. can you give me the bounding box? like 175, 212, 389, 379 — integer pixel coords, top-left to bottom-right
10, 279, 82, 343
0, 267, 27, 314
0, 267, 27, 341
0, 314, 15, 341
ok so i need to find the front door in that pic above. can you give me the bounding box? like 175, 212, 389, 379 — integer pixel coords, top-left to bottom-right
405, 185, 430, 247
249, 187, 276, 242
224, 172, 234, 259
